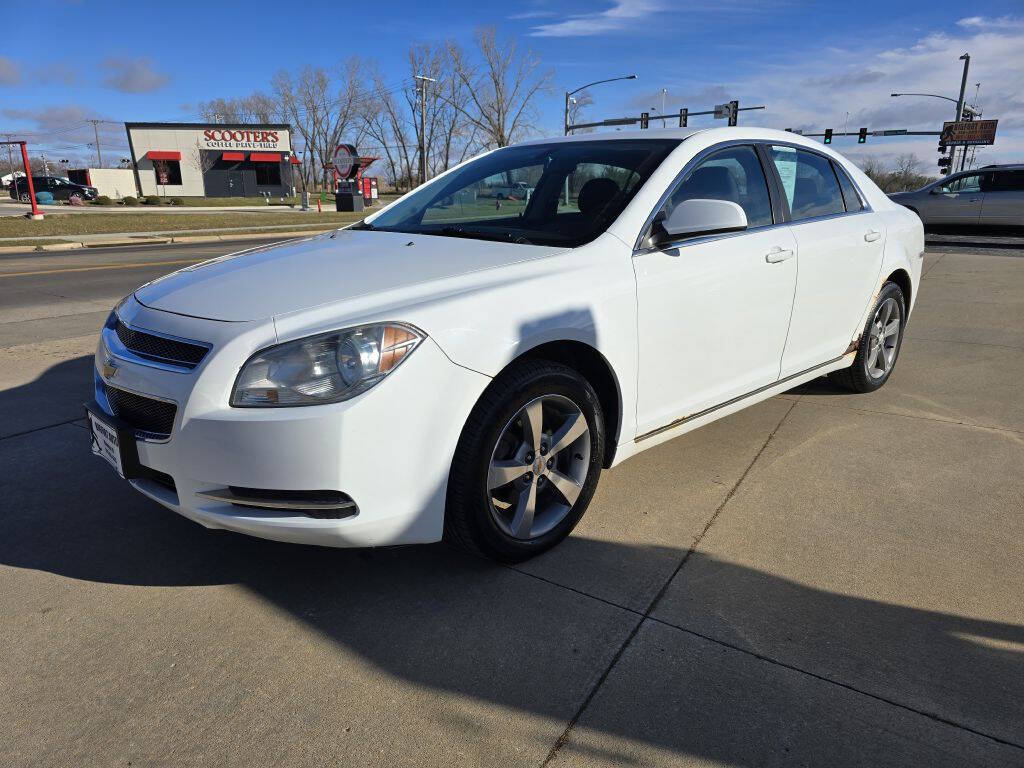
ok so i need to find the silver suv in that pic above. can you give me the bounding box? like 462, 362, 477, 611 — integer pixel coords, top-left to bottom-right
889, 164, 1023, 227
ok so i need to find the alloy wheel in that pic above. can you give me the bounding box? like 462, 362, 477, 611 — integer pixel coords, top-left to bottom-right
866, 297, 901, 379
487, 394, 591, 541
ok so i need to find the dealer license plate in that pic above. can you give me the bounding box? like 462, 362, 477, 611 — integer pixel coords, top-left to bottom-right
88, 411, 125, 479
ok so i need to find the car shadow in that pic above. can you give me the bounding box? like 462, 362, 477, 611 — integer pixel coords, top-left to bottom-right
3, 355, 1023, 763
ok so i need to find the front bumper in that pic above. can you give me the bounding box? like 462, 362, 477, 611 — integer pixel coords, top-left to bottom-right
94, 297, 490, 548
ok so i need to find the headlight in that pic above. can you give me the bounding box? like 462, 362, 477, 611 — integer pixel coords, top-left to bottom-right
231, 323, 424, 407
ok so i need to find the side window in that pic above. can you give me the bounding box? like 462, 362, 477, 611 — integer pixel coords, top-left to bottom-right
938, 174, 981, 194
832, 162, 865, 212
769, 146, 845, 221
663, 145, 773, 229
987, 171, 1024, 192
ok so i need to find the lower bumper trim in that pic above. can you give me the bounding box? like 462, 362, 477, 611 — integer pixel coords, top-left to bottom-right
195, 487, 358, 518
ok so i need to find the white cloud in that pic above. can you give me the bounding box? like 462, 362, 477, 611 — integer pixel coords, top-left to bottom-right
530, 0, 660, 37
0, 56, 20, 86
647, 18, 1024, 167
100, 57, 170, 94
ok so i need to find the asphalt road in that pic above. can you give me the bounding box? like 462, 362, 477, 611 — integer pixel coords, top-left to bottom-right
2, 237, 1023, 766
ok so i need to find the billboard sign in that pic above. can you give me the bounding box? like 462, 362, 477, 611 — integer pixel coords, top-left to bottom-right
940, 120, 998, 146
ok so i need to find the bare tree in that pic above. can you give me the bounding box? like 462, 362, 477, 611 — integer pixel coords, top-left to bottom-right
198, 92, 280, 124
189, 140, 218, 177
567, 90, 594, 132
857, 154, 933, 194
273, 60, 366, 190
448, 27, 552, 148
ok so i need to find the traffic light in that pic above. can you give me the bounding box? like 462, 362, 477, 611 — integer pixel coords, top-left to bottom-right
857, 127, 868, 144
937, 142, 947, 153
678, 108, 688, 128
728, 100, 739, 127
823, 128, 833, 145
640, 111, 649, 129
937, 156, 952, 171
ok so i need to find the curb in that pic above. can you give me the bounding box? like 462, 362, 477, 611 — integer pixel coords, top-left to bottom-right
0, 228, 333, 253
38, 242, 84, 251
170, 230, 330, 244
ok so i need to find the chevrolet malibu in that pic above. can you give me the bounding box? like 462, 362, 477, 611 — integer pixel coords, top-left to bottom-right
87, 127, 923, 562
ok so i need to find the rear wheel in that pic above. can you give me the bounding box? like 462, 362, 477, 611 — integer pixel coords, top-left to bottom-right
831, 281, 906, 393
445, 360, 604, 562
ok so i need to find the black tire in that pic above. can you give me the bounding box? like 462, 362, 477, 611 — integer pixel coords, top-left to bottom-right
19, 192, 31, 203
444, 359, 605, 562
831, 281, 906, 393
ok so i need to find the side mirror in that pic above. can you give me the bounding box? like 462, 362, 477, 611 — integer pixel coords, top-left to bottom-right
657, 198, 748, 242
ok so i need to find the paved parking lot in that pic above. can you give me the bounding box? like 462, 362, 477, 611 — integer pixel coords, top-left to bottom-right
1, 240, 1022, 766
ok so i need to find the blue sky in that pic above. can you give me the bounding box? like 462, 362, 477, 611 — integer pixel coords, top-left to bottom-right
2, 0, 1023, 168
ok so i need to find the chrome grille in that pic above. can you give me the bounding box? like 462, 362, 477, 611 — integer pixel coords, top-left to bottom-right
114, 319, 209, 369
105, 386, 177, 437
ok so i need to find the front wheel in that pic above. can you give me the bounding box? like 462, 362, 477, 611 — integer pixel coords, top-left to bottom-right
832, 281, 906, 393
445, 360, 604, 562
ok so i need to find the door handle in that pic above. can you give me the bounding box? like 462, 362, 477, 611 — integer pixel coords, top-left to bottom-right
864, 230, 881, 242
765, 247, 795, 263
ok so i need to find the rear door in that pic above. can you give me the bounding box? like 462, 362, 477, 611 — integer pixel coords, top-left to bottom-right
767, 145, 885, 377
980, 170, 1024, 226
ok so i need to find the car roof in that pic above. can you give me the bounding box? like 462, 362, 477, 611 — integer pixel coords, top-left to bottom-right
979, 163, 1024, 171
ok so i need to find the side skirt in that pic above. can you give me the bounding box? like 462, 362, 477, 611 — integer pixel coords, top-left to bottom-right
610, 352, 855, 466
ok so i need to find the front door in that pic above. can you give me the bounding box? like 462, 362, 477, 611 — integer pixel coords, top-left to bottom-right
634, 144, 798, 437
226, 171, 245, 197
920, 172, 986, 225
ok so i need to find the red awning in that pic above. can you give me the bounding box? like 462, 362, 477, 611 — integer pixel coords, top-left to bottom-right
222, 151, 245, 162
290, 156, 301, 165
250, 152, 281, 163
147, 150, 181, 161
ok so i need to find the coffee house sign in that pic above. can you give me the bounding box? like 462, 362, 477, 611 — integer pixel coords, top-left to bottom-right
201, 128, 288, 151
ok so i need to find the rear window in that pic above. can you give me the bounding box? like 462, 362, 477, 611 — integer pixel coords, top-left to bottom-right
832, 162, 865, 212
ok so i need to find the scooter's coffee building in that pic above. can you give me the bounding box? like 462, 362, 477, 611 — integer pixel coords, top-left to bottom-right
125, 122, 297, 198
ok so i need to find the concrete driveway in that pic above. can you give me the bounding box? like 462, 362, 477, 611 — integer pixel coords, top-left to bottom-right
1, 244, 1022, 766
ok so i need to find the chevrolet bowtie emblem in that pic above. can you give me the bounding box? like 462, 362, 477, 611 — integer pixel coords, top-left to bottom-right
101, 356, 119, 380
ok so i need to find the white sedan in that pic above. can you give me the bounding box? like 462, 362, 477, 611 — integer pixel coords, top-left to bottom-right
87, 127, 923, 561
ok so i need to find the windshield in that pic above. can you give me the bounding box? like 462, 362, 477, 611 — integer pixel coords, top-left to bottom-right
362, 139, 680, 247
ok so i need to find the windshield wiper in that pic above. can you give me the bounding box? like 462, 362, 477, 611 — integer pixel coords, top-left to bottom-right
349, 221, 375, 230
435, 226, 533, 245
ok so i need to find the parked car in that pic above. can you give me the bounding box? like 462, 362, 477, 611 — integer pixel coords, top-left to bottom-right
483, 180, 532, 200
86, 127, 922, 561
8, 175, 98, 203
888, 164, 1024, 227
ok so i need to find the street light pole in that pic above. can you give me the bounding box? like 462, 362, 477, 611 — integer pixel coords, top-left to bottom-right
955, 53, 970, 172
564, 74, 637, 135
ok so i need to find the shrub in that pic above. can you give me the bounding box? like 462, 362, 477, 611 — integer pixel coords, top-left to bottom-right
143, 195, 162, 205
121, 196, 138, 206
169, 197, 184, 206
93, 195, 114, 206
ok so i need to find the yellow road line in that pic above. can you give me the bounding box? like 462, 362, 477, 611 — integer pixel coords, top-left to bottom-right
0, 258, 203, 279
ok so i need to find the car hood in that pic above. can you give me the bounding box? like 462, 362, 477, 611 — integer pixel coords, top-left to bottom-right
134, 229, 563, 322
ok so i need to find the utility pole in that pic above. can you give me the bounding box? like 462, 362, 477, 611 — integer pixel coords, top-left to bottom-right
413, 75, 436, 187
3, 134, 17, 199
88, 119, 103, 167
